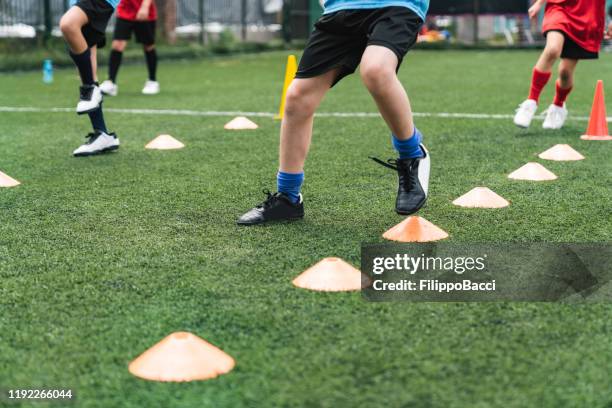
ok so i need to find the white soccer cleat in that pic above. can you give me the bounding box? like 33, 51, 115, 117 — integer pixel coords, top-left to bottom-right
100, 80, 118, 96
76, 85, 103, 114
513, 99, 538, 129
542, 104, 568, 130
142, 80, 160, 95
73, 130, 120, 157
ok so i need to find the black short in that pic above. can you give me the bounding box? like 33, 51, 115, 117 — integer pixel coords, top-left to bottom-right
74, 0, 114, 48
545, 30, 598, 60
113, 17, 157, 45
296, 7, 423, 86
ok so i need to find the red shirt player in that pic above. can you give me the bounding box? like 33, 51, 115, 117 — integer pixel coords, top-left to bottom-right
100, 0, 160, 96
513, 0, 606, 130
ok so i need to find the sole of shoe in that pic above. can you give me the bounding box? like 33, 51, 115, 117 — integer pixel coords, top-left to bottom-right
237, 215, 304, 226
395, 197, 427, 216
77, 103, 103, 115
73, 145, 119, 157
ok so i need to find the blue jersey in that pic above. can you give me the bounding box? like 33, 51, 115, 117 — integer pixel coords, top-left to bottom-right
323, 0, 428, 20
69, 0, 118, 8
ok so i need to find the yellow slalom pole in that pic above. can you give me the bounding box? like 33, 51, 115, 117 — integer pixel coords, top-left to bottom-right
274, 55, 298, 120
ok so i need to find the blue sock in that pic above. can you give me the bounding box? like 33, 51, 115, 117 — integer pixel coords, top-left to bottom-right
392, 128, 424, 159
277, 171, 304, 203
88, 107, 108, 133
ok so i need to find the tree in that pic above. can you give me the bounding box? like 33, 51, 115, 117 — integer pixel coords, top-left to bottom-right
157, 0, 177, 44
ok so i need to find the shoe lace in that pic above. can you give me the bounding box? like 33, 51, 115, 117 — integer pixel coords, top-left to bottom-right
84, 132, 98, 145
370, 157, 417, 189
256, 189, 277, 209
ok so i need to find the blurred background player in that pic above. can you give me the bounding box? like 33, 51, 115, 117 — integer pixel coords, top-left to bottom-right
60, 0, 120, 156
100, 0, 160, 96
513, 0, 607, 130
237, 0, 431, 225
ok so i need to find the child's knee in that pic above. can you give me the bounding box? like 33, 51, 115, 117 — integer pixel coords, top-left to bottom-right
143, 44, 155, 52
543, 44, 562, 61
112, 40, 127, 52
360, 61, 394, 90
59, 16, 77, 36
285, 83, 315, 116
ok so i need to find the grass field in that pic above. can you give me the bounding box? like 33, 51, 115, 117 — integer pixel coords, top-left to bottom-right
1, 50, 611, 408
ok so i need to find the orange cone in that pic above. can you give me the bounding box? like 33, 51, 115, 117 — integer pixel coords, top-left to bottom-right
224, 116, 258, 130
145, 134, 185, 150
383, 216, 449, 242
0, 171, 20, 187
128, 332, 235, 382
292, 257, 371, 291
581, 80, 611, 140
508, 162, 557, 181
538, 144, 584, 161
452, 187, 509, 208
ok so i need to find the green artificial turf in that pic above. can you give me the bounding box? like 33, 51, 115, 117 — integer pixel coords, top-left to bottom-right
0, 50, 611, 408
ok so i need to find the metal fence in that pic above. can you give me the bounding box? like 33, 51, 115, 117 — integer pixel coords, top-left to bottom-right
0, 0, 279, 39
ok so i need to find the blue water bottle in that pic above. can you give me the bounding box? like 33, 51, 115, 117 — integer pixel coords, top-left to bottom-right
43, 59, 53, 84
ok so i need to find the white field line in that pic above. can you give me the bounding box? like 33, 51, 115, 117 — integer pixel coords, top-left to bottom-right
0, 105, 606, 122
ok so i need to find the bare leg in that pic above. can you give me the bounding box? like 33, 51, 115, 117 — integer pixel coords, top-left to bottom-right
59, 7, 89, 54
557, 58, 578, 89
112, 39, 128, 52
534, 31, 564, 73
279, 68, 341, 173
360, 45, 414, 140
90, 45, 98, 82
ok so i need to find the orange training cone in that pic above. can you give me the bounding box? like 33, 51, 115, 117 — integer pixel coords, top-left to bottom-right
292, 257, 371, 291
581, 80, 611, 140
128, 332, 235, 382
383, 216, 449, 242
0, 171, 20, 187
538, 144, 584, 161
508, 162, 557, 181
224, 116, 258, 130
145, 134, 185, 150
452, 187, 509, 208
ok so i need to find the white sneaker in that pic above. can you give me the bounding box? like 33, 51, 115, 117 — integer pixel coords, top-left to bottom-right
142, 80, 160, 95
73, 131, 120, 157
542, 104, 568, 130
76, 85, 103, 114
513, 99, 538, 129
100, 80, 118, 96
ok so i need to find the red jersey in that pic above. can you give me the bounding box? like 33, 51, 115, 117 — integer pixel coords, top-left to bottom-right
542, 0, 606, 53
117, 0, 157, 21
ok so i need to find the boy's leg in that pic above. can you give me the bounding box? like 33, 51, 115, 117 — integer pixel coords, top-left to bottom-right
279, 69, 340, 173
90, 45, 98, 82
514, 31, 565, 128
143, 44, 157, 82
360, 45, 415, 145
542, 58, 577, 130
109, 40, 127, 84
138, 21, 160, 94
360, 45, 428, 215
554, 58, 577, 106
237, 68, 339, 225
529, 31, 565, 102
60, 7, 93, 85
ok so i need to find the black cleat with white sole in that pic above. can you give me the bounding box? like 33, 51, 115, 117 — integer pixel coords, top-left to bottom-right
73, 131, 120, 157
237, 190, 304, 225
371, 144, 430, 215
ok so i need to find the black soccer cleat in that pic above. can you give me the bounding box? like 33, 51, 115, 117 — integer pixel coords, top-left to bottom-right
237, 190, 304, 226
371, 144, 430, 215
